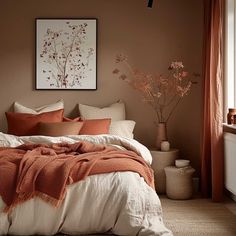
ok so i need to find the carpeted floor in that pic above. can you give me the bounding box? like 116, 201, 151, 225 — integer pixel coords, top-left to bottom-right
160, 196, 236, 236
60, 196, 236, 236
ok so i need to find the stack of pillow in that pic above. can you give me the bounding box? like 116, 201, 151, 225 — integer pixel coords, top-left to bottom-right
5, 99, 136, 139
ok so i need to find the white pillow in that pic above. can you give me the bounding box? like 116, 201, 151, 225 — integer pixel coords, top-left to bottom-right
79, 101, 125, 121
109, 120, 136, 139
14, 100, 64, 114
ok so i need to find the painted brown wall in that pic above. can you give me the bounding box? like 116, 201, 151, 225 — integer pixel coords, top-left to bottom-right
0, 0, 203, 172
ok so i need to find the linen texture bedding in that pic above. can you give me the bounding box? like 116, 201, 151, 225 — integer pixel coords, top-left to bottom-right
0, 141, 154, 212
0, 132, 172, 236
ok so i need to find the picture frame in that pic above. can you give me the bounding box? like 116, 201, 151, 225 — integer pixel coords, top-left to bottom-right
35, 18, 97, 90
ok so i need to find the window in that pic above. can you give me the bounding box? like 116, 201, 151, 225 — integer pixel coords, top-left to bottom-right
225, 0, 236, 109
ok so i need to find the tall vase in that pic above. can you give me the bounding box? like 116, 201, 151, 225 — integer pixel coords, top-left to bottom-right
156, 122, 167, 150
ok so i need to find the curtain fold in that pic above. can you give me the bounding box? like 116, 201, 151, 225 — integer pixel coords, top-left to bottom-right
201, 0, 224, 202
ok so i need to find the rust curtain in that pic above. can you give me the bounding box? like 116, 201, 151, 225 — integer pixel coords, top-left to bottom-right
201, 0, 224, 202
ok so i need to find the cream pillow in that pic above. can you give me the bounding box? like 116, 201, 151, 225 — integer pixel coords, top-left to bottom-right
78, 101, 125, 121
109, 120, 136, 139
14, 100, 64, 114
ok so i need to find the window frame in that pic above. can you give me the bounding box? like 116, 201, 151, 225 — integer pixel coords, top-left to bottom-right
225, 0, 236, 115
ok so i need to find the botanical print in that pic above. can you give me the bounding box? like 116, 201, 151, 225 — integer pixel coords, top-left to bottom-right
36, 19, 96, 89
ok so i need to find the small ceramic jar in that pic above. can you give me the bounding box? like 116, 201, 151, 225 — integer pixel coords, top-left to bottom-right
227, 108, 236, 124
175, 159, 190, 168
161, 141, 170, 151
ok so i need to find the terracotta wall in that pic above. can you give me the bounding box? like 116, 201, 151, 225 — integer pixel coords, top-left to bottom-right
0, 0, 203, 172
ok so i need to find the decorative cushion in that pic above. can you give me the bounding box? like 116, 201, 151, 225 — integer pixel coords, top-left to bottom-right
63, 117, 134, 137
6, 109, 64, 136
14, 100, 64, 114
38, 121, 84, 137
79, 119, 111, 135
109, 120, 136, 139
78, 101, 125, 121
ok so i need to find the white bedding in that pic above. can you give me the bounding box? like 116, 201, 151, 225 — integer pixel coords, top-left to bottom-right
0, 132, 172, 236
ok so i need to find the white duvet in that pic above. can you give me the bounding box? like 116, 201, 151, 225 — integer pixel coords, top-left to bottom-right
0, 132, 172, 236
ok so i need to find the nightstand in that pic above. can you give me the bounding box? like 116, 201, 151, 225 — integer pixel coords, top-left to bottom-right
150, 149, 179, 194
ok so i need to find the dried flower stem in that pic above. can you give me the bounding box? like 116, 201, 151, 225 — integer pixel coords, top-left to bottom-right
113, 55, 197, 124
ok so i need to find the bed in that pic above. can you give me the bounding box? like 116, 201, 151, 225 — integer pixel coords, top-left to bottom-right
0, 100, 172, 235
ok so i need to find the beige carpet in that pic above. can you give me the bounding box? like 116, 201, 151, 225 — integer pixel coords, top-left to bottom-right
161, 196, 236, 236
59, 197, 236, 236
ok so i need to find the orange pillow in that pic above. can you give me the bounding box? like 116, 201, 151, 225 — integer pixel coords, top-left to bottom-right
6, 109, 64, 136
38, 121, 84, 137
63, 117, 111, 135
80, 119, 111, 135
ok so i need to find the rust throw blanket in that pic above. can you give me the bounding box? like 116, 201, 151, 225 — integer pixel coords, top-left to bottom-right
0, 141, 154, 212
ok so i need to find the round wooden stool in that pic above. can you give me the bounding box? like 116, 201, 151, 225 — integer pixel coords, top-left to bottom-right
150, 149, 179, 194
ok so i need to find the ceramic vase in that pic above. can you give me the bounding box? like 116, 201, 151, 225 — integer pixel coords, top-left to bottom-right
156, 122, 167, 150
227, 108, 236, 124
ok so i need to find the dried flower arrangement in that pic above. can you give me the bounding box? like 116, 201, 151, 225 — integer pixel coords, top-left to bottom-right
113, 54, 198, 124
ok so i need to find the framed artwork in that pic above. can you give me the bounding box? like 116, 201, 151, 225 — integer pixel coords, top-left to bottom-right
36, 18, 97, 90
